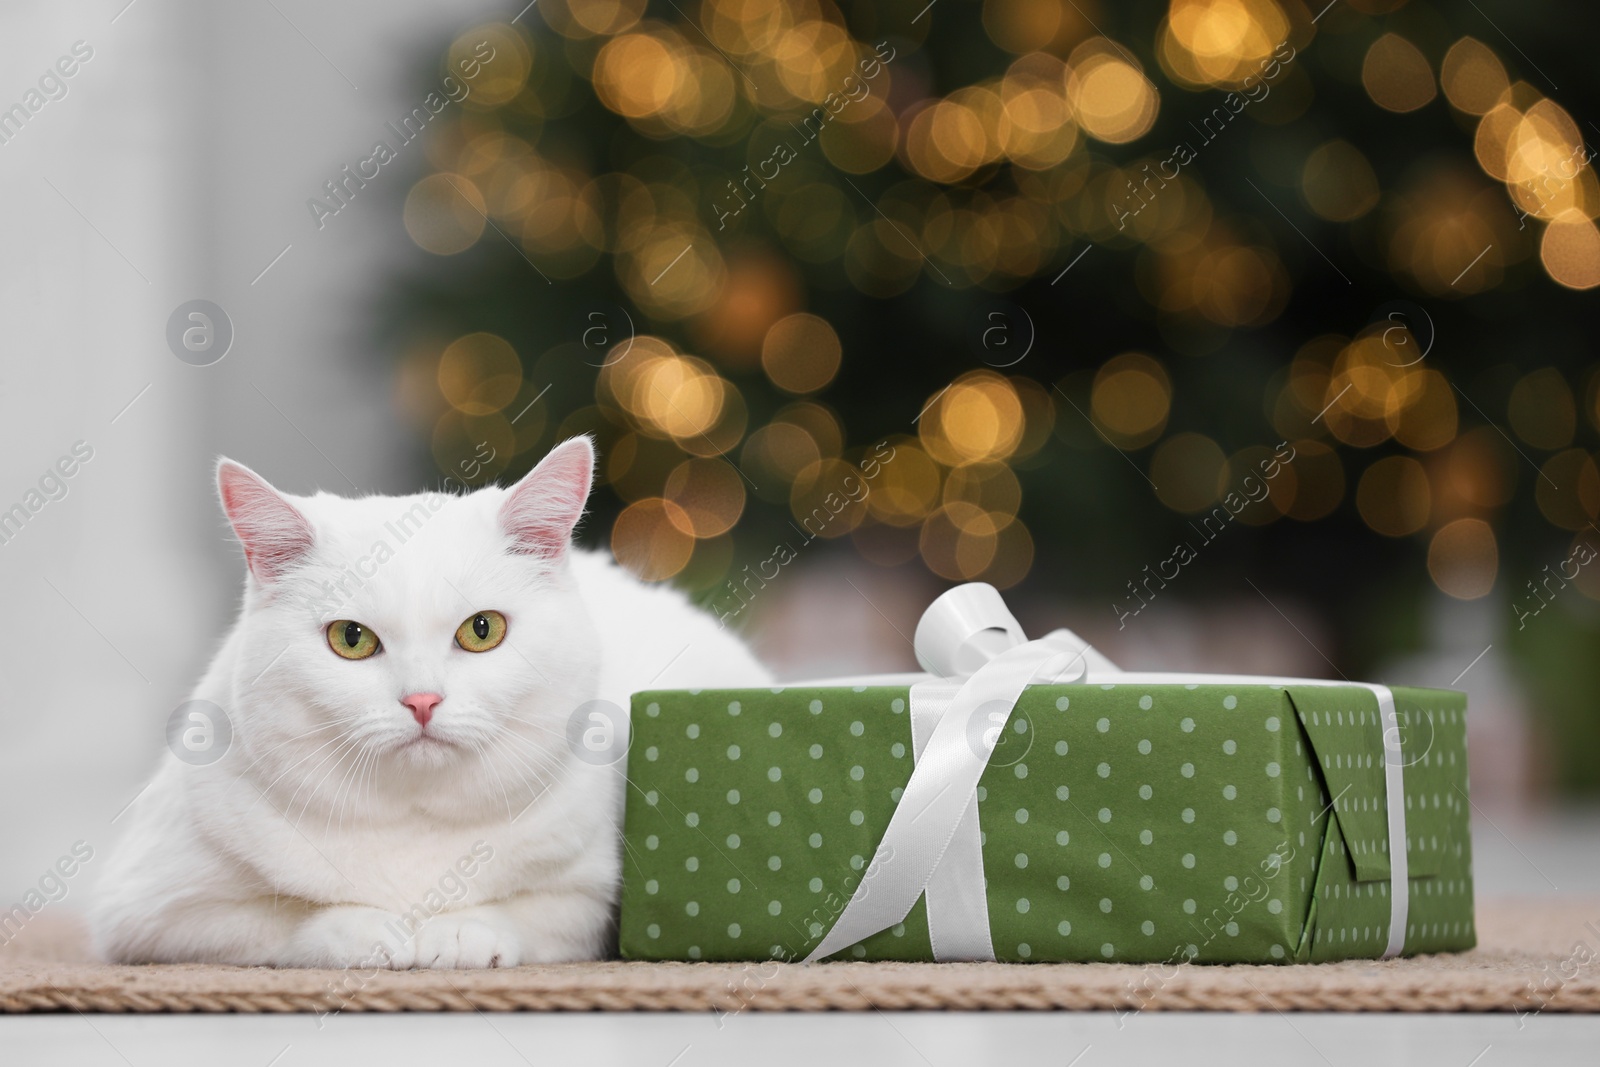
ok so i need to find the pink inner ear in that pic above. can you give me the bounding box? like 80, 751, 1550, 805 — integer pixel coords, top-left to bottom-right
499, 438, 594, 558
219, 464, 315, 582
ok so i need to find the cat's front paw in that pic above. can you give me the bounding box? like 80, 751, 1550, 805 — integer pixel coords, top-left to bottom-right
415, 914, 521, 969
285, 905, 417, 969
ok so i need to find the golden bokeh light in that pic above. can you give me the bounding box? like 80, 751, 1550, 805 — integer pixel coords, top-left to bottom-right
999, 55, 1081, 169
1091, 353, 1172, 447
740, 420, 822, 493
1386, 168, 1510, 295
690, 251, 804, 369
593, 32, 682, 120
1441, 37, 1508, 116
1474, 102, 1522, 182
437, 332, 523, 415
943, 462, 1022, 529
1438, 427, 1516, 511
1160, 0, 1291, 90
983, 0, 1064, 54
1506, 100, 1585, 186
1150, 227, 1289, 328
905, 98, 989, 185
612, 497, 696, 581
761, 313, 843, 394
1362, 33, 1437, 113
1389, 369, 1458, 452
638, 357, 726, 440
864, 440, 942, 526
1150, 433, 1228, 513
981, 519, 1035, 590
1320, 334, 1423, 449
819, 105, 900, 175
920, 505, 1033, 587
738, 406, 841, 496
1356, 455, 1431, 537
589, 26, 738, 138
400, 4, 1600, 620
1011, 377, 1057, 459
451, 24, 532, 108
1427, 517, 1498, 599
606, 431, 688, 502
919, 372, 1026, 465
790, 457, 870, 538
600, 335, 748, 455
1540, 213, 1600, 290
663, 457, 747, 538
769, 20, 858, 106
403, 173, 487, 255
1069, 48, 1160, 144
540, 0, 646, 39
621, 226, 726, 320
777, 401, 845, 457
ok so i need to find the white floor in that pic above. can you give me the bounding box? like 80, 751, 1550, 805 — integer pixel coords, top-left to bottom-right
6, 812, 1599, 1067
5, 1011, 1596, 1067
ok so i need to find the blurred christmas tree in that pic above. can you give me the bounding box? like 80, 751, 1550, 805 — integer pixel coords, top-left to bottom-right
374, 0, 1600, 753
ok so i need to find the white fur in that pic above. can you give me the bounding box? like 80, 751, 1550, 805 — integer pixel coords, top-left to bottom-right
92, 439, 770, 968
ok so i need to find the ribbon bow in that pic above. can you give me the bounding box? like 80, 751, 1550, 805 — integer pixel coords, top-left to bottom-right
802, 583, 1410, 963
803, 584, 1117, 962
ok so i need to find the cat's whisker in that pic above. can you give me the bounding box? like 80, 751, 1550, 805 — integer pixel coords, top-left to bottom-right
285, 734, 364, 835
468, 738, 519, 823
494, 713, 572, 744
326, 740, 374, 837
485, 744, 559, 805
234, 719, 349, 778
490, 731, 566, 786
244, 729, 362, 819
246, 714, 369, 791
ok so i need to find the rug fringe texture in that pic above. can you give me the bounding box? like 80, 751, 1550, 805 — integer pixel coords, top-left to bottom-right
3, 897, 1595, 1014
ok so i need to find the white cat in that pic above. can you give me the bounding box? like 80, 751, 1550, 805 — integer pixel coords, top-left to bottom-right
92, 437, 770, 968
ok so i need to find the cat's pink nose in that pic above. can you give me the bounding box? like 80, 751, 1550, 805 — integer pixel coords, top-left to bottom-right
401, 692, 443, 727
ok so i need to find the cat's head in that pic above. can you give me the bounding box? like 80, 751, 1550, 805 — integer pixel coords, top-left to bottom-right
213, 437, 601, 810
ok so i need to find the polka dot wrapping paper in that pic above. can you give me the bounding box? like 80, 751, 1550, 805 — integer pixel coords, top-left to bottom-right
617, 683, 1474, 964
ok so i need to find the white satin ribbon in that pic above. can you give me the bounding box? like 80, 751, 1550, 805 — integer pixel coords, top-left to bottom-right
801, 583, 1411, 963
908, 681, 992, 960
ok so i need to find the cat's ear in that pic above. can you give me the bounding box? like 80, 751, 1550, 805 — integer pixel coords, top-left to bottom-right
216, 459, 315, 582
498, 436, 594, 559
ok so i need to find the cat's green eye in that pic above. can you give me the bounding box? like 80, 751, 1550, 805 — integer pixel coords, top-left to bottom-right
327, 620, 381, 660
456, 611, 507, 653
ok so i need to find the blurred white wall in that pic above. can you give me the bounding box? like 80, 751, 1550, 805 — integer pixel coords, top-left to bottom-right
0, 0, 503, 903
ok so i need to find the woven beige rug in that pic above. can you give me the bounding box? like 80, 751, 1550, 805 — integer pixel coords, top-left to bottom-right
3, 897, 1597, 1014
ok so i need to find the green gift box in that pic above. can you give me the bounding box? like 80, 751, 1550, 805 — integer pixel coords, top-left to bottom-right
617, 587, 1475, 966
